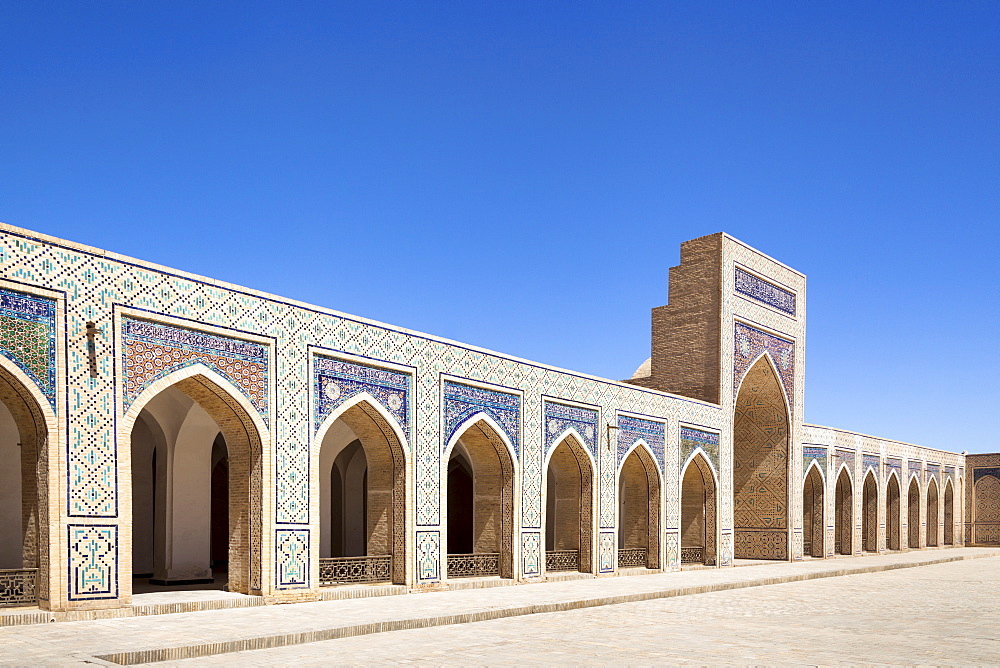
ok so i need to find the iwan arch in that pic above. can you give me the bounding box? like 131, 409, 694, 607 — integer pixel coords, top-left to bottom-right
0, 223, 989, 612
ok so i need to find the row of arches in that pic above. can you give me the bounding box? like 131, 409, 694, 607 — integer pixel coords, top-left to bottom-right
805, 463, 958, 556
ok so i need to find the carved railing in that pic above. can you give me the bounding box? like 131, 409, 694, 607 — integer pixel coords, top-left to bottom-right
617, 548, 646, 568
545, 550, 579, 572
680, 546, 703, 564
319, 555, 392, 586
0, 569, 37, 608
447, 552, 500, 577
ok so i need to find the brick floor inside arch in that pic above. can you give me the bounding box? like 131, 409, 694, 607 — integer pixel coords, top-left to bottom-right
1, 222, 998, 624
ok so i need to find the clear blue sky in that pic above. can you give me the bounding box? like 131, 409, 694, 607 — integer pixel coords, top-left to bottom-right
1, 2, 997, 452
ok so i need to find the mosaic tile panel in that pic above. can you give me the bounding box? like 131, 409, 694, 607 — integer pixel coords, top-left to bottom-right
416, 530, 440, 582
275, 529, 309, 588
598, 532, 616, 573
0, 287, 56, 407
927, 464, 940, 483
885, 458, 902, 476
680, 426, 718, 470
835, 449, 855, 474
733, 321, 794, 402
909, 461, 923, 478
944, 465, 955, 482
443, 381, 519, 457
122, 317, 269, 420
803, 446, 827, 478
618, 415, 665, 469
521, 532, 540, 576
313, 355, 410, 435
67, 524, 117, 600
665, 532, 679, 569
544, 401, 598, 458
863, 454, 880, 475
734, 267, 796, 316
599, 439, 616, 529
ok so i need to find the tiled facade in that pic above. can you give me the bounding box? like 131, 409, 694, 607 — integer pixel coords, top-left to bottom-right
0, 223, 985, 612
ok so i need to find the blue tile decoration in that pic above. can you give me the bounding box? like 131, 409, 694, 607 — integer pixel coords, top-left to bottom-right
885, 457, 902, 478
835, 449, 855, 475
599, 532, 616, 573
680, 426, 718, 470
863, 454, 880, 476
909, 461, 923, 481
735, 267, 796, 315
122, 317, 269, 422
416, 531, 440, 582
926, 464, 940, 483
522, 532, 540, 576
944, 465, 955, 482
313, 355, 410, 435
733, 321, 794, 402
275, 529, 309, 588
67, 524, 117, 600
973, 467, 1000, 483
0, 287, 57, 407
618, 415, 666, 469
443, 381, 520, 458
544, 401, 598, 459
803, 446, 827, 478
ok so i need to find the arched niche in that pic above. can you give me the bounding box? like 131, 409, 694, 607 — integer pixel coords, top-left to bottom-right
544, 432, 595, 574
862, 471, 878, 553
803, 463, 824, 558
680, 452, 717, 566
835, 467, 853, 556
886, 472, 901, 551
617, 443, 661, 570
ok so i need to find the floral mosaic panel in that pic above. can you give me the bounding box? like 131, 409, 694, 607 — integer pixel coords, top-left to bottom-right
618, 415, 666, 469
0, 287, 56, 406
544, 401, 598, 458
803, 446, 827, 479
313, 355, 409, 435
443, 381, 520, 457
680, 426, 718, 471
733, 321, 794, 402
734, 267, 796, 316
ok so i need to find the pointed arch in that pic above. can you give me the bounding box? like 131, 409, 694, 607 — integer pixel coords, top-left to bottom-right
444, 413, 517, 579
543, 431, 595, 573
907, 477, 921, 549
926, 477, 940, 547
803, 463, 825, 558
680, 451, 717, 565
0, 355, 56, 606
617, 440, 661, 569
834, 466, 853, 555
733, 353, 790, 561
886, 470, 901, 551
944, 478, 955, 545
314, 392, 410, 585
120, 363, 267, 596
862, 470, 878, 552
973, 474, 1000, 545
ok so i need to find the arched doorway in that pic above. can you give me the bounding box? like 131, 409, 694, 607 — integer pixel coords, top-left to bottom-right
926, 478, 939, 547
802, 464, 824, 558
973, 475, 1000, 545
835, 468, 853, 555
908, 478, 921, 549
886, 473, 901, 550
317, 399, 407, 586
680, 453, 717, 565
944, 480, 955, 545
445, 418, 515, 579
862, 471, 878, 553
0, 363, 50, 608
544, 434, 594, 574
123, 369, 264, 595
733, 356, 789, 560
617, 444, 661, 569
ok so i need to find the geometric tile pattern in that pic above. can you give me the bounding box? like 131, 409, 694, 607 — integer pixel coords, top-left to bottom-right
416, 531, 440, 582
618, 415, 665, 470
909, 461, 923, 482
521, 532, 540, 576
313, 355, 409, 435
734, 267, 796, 316
926, 464, 940, 484
67, 524, 117, 601
544, 401, 598, 458
274, 529, 309, 588
733, 321, 794, 403
863, 454, 880, 476
122, 317, 269, 420
598, 532, 615, 573
835, 449, 856, 475
443, 381, 520, 458
885, 457, 902, 477
0, 287, 56, 407
680, 426, 718, 471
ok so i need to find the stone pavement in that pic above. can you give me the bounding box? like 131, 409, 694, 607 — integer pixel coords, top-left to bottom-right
0, 547, 996, 665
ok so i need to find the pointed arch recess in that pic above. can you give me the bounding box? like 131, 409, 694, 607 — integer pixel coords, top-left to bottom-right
733, 353, 789, 560
834, 467, 853, 555
803, 462, 825, 558
0, 356, 56, 603
119, 363, 266, 595
926, 477, 940, 547
862, 470, 878, 552
617, 440, 661, 569
314, 392, 410, 585
886, 471, 901, 551
907, 477, 921, 549
680, 451, 717, 565
444, 413, 517, 579
943, 478, 955, 545
543, 431, 595, 573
